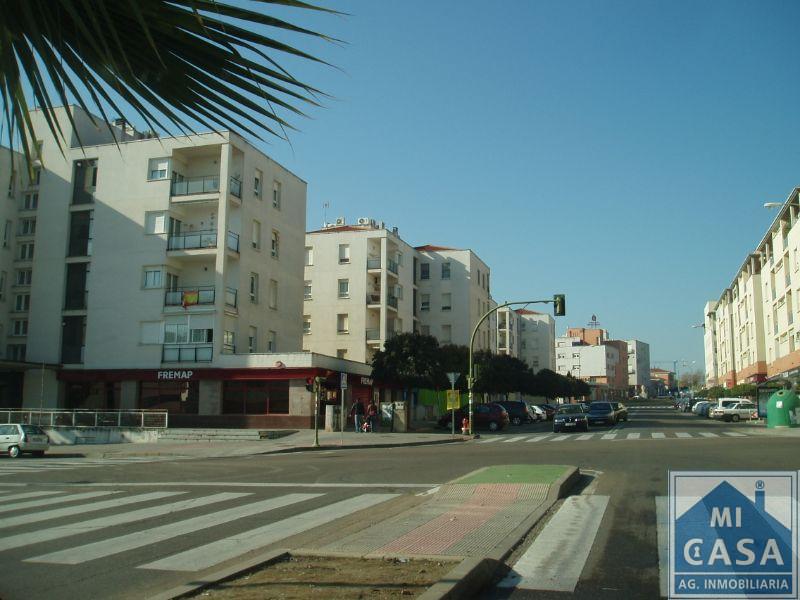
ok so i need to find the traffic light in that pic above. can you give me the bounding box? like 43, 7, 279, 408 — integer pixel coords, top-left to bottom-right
553, 294, 566, 316
305, 378, 315, 392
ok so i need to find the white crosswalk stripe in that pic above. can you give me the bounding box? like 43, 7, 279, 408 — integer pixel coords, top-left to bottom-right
601, 433, 617, 440
723, 432, 746, 437
478, 430, 752, 444
0, 456, 191, 476
698, 432, 718, 438
0, 491, 118, 514
675, 433, 692, 438
26, 493, 322, 564
626, 433, 640, 440
550, 435, 570, 441
0, 490, 63, 502
140, 493, 399, 572
477, 437, 500, 444
575, 434, 593, 440
525, 435, 551, 442
502, 436, 527, 443
651, 432, 666, 439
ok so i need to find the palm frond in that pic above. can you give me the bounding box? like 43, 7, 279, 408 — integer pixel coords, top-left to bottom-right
0, 0, 340, 167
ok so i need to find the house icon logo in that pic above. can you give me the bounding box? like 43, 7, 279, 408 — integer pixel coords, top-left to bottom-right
670, 471, 798, 599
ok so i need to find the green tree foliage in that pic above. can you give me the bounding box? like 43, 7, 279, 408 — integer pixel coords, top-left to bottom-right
436, 344, 469, 390
371, 333, 442, 389
473, 352, 533, 395
729, 383, 757, 398
705, 386, 728, 399
1, 0, 339, 164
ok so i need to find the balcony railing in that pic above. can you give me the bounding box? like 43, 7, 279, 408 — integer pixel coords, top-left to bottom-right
367, 257, 381, 270
226, 231, 240, 253
367, 293, 381, 305
225, 287, 238, 308
229, 176, 242, 199
164, 286, 215, 307
162, 344, 213, 363
366, 329, 380, 341
167, 230, 217, 251
0, 409, 168, 429
171, 175, 220, 197
387, 295, 398, 309
387, 259, 399, 274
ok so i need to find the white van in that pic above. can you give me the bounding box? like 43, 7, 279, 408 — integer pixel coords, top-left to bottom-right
0, 424, 49, 458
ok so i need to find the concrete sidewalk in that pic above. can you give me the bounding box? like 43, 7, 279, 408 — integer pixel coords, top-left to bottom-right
45, 429, 469, 459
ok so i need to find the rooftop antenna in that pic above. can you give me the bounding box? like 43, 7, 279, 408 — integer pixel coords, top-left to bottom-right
322, 201, 330, 226
587, 314, 601, 328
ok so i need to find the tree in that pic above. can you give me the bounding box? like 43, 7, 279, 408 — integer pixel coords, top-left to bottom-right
678, 370, 704, 390
371, 333, 442, 390
473, 352, 532, 396
531, 369, 562, 399
729, 383, 757, 398
436, 344, 469, 391
1, 0, 338, 163
705, 386, 728, 399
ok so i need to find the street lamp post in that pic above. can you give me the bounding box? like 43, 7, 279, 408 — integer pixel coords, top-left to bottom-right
466, 295, 564, 436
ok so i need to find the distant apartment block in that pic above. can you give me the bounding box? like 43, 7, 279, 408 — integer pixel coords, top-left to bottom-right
555, 335, 624, 400
497, 307, 555, 372
626, 339, 651, 394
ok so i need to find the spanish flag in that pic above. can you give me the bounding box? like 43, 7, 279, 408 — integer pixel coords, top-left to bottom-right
182, 290, 199, 308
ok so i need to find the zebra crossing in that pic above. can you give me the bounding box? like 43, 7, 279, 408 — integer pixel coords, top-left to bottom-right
0, 484, 402, 597
0, 455, 191, 476
478, 430, 750, 444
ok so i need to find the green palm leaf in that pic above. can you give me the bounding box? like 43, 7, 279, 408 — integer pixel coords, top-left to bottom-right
0, 0, 340, 166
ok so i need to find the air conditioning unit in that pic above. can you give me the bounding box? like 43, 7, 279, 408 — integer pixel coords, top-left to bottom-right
357, 217, 370, 226
335, 217, 346, 226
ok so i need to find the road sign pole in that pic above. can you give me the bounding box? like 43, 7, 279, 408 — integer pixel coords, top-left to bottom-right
446, 372, 460, 438
340, 372, 346, 442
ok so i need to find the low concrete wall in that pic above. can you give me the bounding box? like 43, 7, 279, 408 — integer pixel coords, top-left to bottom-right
43, 427, 161, 445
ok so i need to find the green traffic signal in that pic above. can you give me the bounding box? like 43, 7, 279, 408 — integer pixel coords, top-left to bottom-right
553, 294, 566, 316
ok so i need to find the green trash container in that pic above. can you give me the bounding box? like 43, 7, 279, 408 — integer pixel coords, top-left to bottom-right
766, 389, 800, 428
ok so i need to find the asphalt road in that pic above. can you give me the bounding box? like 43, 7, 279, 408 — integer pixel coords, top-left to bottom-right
0, 407, 794, 599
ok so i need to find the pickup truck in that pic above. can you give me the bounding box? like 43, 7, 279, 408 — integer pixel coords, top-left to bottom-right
710, 400, 757, 422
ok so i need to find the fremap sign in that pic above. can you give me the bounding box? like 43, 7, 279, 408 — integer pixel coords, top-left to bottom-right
157, 370, 194, 381
669, 471, 797, 599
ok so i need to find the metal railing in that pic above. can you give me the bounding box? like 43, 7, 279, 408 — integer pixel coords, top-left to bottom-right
171, 175, 220, 196
162, 344, 213, 362
225, 287, 238, 308
387, 259, 399, 274
167, 230, 217, 251
0, 409, 168, 429
164, 286, 215, 306
229, 176, 242, 199
366, 257, 381, 270
366, 293, 381, 305
226, 231, 240, 252
387, 295, 399, 309
366, 329, 380, 341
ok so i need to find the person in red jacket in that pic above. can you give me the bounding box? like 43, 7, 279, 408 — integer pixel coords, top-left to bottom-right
367, 402, 379, 433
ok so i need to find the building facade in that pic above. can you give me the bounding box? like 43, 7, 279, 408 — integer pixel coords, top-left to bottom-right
497, 307, 555, 372
555, 336, 623, 400
703, 301, 718, 387
626, 339, 651, 395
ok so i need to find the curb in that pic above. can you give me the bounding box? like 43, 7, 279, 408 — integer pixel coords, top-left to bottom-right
417, 465, 580, 600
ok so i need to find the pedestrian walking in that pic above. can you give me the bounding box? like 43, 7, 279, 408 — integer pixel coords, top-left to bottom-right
350, 399, 365, 433
367, 401, 378, 433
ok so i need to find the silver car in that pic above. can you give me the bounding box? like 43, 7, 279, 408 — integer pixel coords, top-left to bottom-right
0, 424, 49, 458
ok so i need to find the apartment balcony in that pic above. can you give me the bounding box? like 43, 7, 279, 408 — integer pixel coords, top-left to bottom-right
387, 295, 399, 310
366, 329, 381, 344
226, 231, 240, 257
387, 259, 399, 276
367, 257, 381, 271
366, 293, 382, 306
168, 230, 217, 253
225, 287, 238, 309
170, 175, 243, 204
164, 286, 215, 308
162, 344, 213, 363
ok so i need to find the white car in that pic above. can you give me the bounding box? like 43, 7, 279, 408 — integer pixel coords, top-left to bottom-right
527, 404, 546, 422
0, 423, 50, 458
710, 401, 757, 423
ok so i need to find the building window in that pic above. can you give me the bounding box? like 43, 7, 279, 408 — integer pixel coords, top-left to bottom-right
6, 344, 25, 361
338, 244, 350, 264
22, 193, 38, 211
273, 180, 282, 209
223, 330, 235, 353
271, 230, 280, 258
441, 262, 451, 280
268, 330, 277, 352
14, 269, 31, 286
222, 380, 289, 414
17, 242, 34, 260
147, 157, 170, 180
421, 294, 430, 311
145, 211, 167, 235
254, 169, 262, 198
32, 166, 41, 185
248, 326, 257, 353
139, 381, 199, 414
0, 271, 6, 301
252, 220, 261, 249
13, 293, 29, 312
303, 315, 311, 335
420, 263, 430, 280
304, 281, 312, 300
143, 267, 162, 289
442, 324, 452, 343
442, 293, 452, 311
337, 313, 349, 334
305, 246, 314, 266
336, 349, 347, 359
269, 279, 278, 309
17, 218, 35, 236
338, 279, 349, 298
68, 210, 93, 257
3, 220, 11, 248
11, 319, 27, 336
249, 273, 259, 303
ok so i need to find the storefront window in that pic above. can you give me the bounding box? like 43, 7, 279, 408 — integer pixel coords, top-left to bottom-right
139, 381, 198, 414
222, 380, 290, 414
66, 382, 121, 410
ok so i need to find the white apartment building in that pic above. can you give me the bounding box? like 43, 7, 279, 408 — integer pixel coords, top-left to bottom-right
0, 105, 358, 428
415, 245, 495, 351
626, 339, 651, 394
302, 219, 415, 363
497, 307, 555, 372
555, 336, 621, 399
703, 301, 718, 387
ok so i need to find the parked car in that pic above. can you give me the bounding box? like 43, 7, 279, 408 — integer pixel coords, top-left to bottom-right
437, 403, 509, 432
553, 404, 589, 433
610, 402, 628, 421
0, 423, 49, 458
494, 400, 532, 426
587, 402, 623, 426
710, 400, 757, 422
692, 401, 711, 417
536, 404, 557, 421
527, 404, 546, 422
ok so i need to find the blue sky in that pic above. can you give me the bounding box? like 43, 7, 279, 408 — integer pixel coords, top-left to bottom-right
24, 1, 800, 374
259, 0, 800, 374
